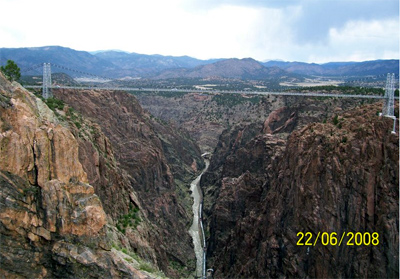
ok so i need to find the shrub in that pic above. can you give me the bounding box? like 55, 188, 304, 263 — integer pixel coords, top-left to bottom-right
332, 115, 339, 126
74, 121, 82, 129
139, 262, 155, 273
45, 97, 64, 111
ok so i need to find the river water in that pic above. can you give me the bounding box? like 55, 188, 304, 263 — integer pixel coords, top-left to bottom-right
189, 157, 210, 277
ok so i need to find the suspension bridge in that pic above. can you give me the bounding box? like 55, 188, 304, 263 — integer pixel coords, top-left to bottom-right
19, 63, 400, 278
22, 63, 398, 123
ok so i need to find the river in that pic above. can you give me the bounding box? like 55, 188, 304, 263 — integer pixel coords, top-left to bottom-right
189, 157, 210, 277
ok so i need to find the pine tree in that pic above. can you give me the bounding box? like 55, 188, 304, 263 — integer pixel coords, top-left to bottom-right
0, 60, 21, 82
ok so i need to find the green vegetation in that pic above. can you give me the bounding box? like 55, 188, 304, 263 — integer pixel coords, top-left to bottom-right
45, 97, 65, 111
212, 94, 260, 107
1, 60, 21, 82
64, 106, 85, 131
295, 85, 385, 96
139, 262, 156, 273
332, 115, 339, 126
169, 260, 185, 273
23, 186, 39, 196
116, 205, 141, 234
158, 91, 187, 98
1, 119, 12, 131
33, 92, 65, 113
112, 244, 166, 277
330, 114, 343, 129
74, 121, 82, 129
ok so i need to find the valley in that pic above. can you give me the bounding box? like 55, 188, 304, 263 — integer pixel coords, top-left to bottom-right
0, 48, 399, 278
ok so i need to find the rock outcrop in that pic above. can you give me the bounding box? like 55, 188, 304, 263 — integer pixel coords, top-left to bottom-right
53, 88, 203, 277
0, 73, 155, 278
0, 72, 204, 278
202, 102, 399, 278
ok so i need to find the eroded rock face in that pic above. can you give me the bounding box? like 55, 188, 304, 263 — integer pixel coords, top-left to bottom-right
54, 88, 203, 277
0, 73, 153, 278
263, 106, 297, 134
203, 102, 399, 278
0, 92, 87, 187
136, 91, 365, 153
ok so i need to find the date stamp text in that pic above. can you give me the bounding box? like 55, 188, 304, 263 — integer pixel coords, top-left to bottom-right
297, 232, 379, 246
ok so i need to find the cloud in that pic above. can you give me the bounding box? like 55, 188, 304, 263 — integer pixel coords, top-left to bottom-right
291, 0, 399, 44
326, 19, 399, 61
0, 0, 398, 62
184, 0, 399, 44
288, 18, 399, 63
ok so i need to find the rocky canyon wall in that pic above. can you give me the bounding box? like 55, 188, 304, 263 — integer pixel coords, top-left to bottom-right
202, 102, 399, 278
53, 88, 204, 277
0, 73, 204, 278
0, 73, 156, 278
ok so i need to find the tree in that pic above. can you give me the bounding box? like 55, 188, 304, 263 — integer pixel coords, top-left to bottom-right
0, 60, 21, 82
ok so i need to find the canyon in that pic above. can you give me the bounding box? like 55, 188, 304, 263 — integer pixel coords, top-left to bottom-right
137, 90, 399, 278
0, 68, 398, 278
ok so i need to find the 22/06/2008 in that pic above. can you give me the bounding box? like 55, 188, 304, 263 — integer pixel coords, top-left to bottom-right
296, 231, 379, 246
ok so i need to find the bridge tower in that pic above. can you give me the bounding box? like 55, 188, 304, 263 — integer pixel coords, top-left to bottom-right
42, 63, 52, 99
380, 73, 397, 134
382, 73, 395, 117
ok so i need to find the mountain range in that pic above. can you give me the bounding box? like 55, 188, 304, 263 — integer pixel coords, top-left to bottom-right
0, 46, 398, 80
153, 58, 296, 80
262, 60, 399, 77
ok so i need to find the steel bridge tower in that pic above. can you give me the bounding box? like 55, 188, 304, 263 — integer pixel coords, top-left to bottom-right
380, 73, 397, 134
382, 73, 395, 117
42, 63, 52, 99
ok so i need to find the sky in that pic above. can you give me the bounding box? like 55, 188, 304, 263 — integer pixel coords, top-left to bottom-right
0, 0, 399, 63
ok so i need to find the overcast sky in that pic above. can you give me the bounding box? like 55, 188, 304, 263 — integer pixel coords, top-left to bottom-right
0, 0, 398, 63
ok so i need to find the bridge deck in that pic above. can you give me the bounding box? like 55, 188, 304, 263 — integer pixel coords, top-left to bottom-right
24, 85, 399, 100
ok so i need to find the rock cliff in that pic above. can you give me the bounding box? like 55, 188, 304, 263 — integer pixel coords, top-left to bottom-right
0, 73, 153, 278
53, 88, 203, 277
0, 72, 204, 278
202, 102, 399, 278
135, 91, 370, 152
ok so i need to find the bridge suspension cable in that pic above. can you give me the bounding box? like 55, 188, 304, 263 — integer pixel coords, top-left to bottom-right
20, 64, 44, 74
50, 63, 116, 81
24, 64, 399, 105
344, 73, 399, 84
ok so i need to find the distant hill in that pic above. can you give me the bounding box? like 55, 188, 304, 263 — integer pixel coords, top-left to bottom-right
0, 46, 218, 78
0, 46, 397, 80
262, 59, 399, 77
155, 58, 300, 80
0, 46, 115, 76
94, 50, 220, 73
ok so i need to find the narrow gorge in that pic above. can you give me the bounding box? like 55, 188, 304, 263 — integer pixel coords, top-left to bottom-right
137, 90, 399, 278
0, 69, 398, 278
